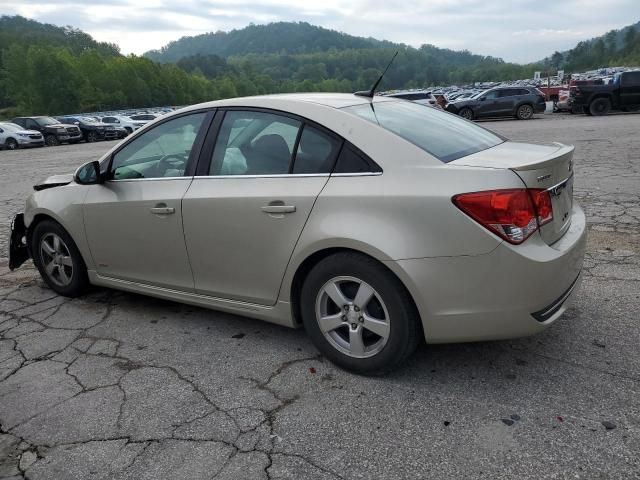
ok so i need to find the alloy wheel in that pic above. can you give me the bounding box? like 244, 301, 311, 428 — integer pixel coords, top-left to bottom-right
315, 276, 390, 359
519, 105, 533, 119
39, 233, 74, 287
6, 139, 18, 150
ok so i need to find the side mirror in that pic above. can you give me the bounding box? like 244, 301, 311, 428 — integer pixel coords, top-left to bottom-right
74, 161, 103, 185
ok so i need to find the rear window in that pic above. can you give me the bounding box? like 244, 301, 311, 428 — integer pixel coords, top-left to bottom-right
343, 101, 504, 163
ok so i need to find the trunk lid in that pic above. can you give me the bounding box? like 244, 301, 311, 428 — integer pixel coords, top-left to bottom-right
450, 141, 575, 245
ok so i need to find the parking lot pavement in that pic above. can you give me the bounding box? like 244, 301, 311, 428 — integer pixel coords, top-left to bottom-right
0, 114, 639, 479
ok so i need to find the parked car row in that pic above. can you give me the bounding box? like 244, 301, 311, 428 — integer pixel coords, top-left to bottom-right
1, 113, 160, 150
382, 86, 547, 121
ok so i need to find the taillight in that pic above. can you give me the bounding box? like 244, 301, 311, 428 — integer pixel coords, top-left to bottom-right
452, 189, 553, 244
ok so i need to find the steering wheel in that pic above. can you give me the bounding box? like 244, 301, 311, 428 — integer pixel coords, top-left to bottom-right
156, 154, 186, 177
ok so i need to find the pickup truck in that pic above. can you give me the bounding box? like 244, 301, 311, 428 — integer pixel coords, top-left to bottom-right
570, 71, 640, 115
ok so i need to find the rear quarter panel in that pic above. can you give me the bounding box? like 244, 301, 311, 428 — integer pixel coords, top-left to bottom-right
278, 162, 525, 302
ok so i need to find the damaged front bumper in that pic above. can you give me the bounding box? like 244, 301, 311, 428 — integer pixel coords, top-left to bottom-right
9, 213, 30, 270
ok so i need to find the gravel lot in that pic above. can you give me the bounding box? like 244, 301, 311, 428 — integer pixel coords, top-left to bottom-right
1, 113, 639, 479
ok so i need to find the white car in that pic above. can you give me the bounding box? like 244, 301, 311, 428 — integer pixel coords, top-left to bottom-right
0, 122, 44, 150
101, 115, 147, 134
9, 93, 586, 374
128, 113, 159, 123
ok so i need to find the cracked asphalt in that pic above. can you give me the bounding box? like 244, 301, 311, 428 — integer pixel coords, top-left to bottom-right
1, 113, 639, 479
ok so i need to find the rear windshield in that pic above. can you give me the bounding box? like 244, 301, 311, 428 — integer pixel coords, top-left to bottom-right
343, 101, 503, 162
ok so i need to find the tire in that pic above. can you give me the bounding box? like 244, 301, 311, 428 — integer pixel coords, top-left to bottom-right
300, 252, 421, 375
5, 138, 18, 150
45, 135, 60, 146
458, 108, 474, 120
124, 127, 133, 134
516, 104, 534, 120
31, 220, 89, 297
589, 98, 611, 116
86, 131, 97, 143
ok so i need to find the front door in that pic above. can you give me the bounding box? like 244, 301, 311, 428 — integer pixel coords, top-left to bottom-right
182, 109, 341, 305
83, 111, 208, 291
620, 71, 640, 107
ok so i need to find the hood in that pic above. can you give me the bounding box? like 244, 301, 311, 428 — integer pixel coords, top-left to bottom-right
16, 129, 41, 135
33, 173, 74, 191
49, 123, 76, 129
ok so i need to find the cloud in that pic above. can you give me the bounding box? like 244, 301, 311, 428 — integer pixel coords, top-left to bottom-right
1, 0, 639, 62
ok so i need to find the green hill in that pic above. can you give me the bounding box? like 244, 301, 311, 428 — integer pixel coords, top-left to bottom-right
145, 21, 396, 63
0, 15, 120, 57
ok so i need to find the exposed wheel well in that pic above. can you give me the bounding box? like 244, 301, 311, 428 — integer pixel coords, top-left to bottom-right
289, 247, 423, 336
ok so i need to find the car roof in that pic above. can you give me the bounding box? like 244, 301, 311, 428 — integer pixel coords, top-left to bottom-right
182, 93, 395, 112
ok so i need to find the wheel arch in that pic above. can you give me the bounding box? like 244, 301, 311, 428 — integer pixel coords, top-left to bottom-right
25, 207, 94, 270
288, 246, 424, 340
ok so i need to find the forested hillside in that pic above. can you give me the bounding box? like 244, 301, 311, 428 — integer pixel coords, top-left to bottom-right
1, 15, 639, 118
541, 21, 640, 71
145, 22, 395, 62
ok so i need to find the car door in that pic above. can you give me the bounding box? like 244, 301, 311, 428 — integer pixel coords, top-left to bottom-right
476, 90, 501, 117
620, 72, 640, 107
182, 109, 342, 306
83, 110, 211, 291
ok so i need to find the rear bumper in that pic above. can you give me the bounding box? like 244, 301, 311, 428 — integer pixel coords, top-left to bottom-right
390, 203, 587, 343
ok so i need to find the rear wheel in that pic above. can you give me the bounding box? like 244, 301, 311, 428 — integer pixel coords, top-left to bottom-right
589, 98, 611, 116
516, 104, 534, 120
45, 135, 59, 146
300, 252, 421, 375
5, 138, 18, 150
458, 108, 474, 120
31, 220, 89, 297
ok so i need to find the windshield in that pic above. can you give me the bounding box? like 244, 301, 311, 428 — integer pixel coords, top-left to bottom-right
471, 91, 485, 99
38, 117, 61, 126
343, 100, 504, 163
81, 117, 98, 123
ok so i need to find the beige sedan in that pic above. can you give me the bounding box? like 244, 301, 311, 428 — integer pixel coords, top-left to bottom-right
9, 93, 586, 374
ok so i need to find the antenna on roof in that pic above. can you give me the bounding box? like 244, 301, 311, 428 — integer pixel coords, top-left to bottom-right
354, 51, 399, 98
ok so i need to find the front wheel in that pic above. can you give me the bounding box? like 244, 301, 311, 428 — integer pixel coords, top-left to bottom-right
31, 220, 89, 297
300, 252, 421, 375
5, 138, 18, 150
86, 131, 97, 143
516, 104, 534, 120
45, 135, 60, 146
458, 108, 474, 120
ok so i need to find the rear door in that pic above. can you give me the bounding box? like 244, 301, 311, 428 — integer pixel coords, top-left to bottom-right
182, 109, 342, 305
620, 71, 640, 107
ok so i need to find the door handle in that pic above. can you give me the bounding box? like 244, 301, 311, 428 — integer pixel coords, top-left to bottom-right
261, 204, 296, 214
150, 205, 175, 215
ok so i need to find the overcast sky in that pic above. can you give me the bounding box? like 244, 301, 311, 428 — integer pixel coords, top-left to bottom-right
2, 0, 639, 63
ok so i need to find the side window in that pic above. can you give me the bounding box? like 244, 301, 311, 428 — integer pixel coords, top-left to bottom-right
498, 90, 513, 98
622, 72, 640, 87
333, 144, 381, 174
210, 111, 301, 176
484, 91, 499, 100
292, 125, 341, 174
26, 120, 38, 129
110, 112, 205, 180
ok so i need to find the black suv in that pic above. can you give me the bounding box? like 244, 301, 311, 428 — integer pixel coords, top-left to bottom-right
445, 87, 546, 120
56, 116, 117, 142
570, 71, 640, 115
11, 116, 82, 146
